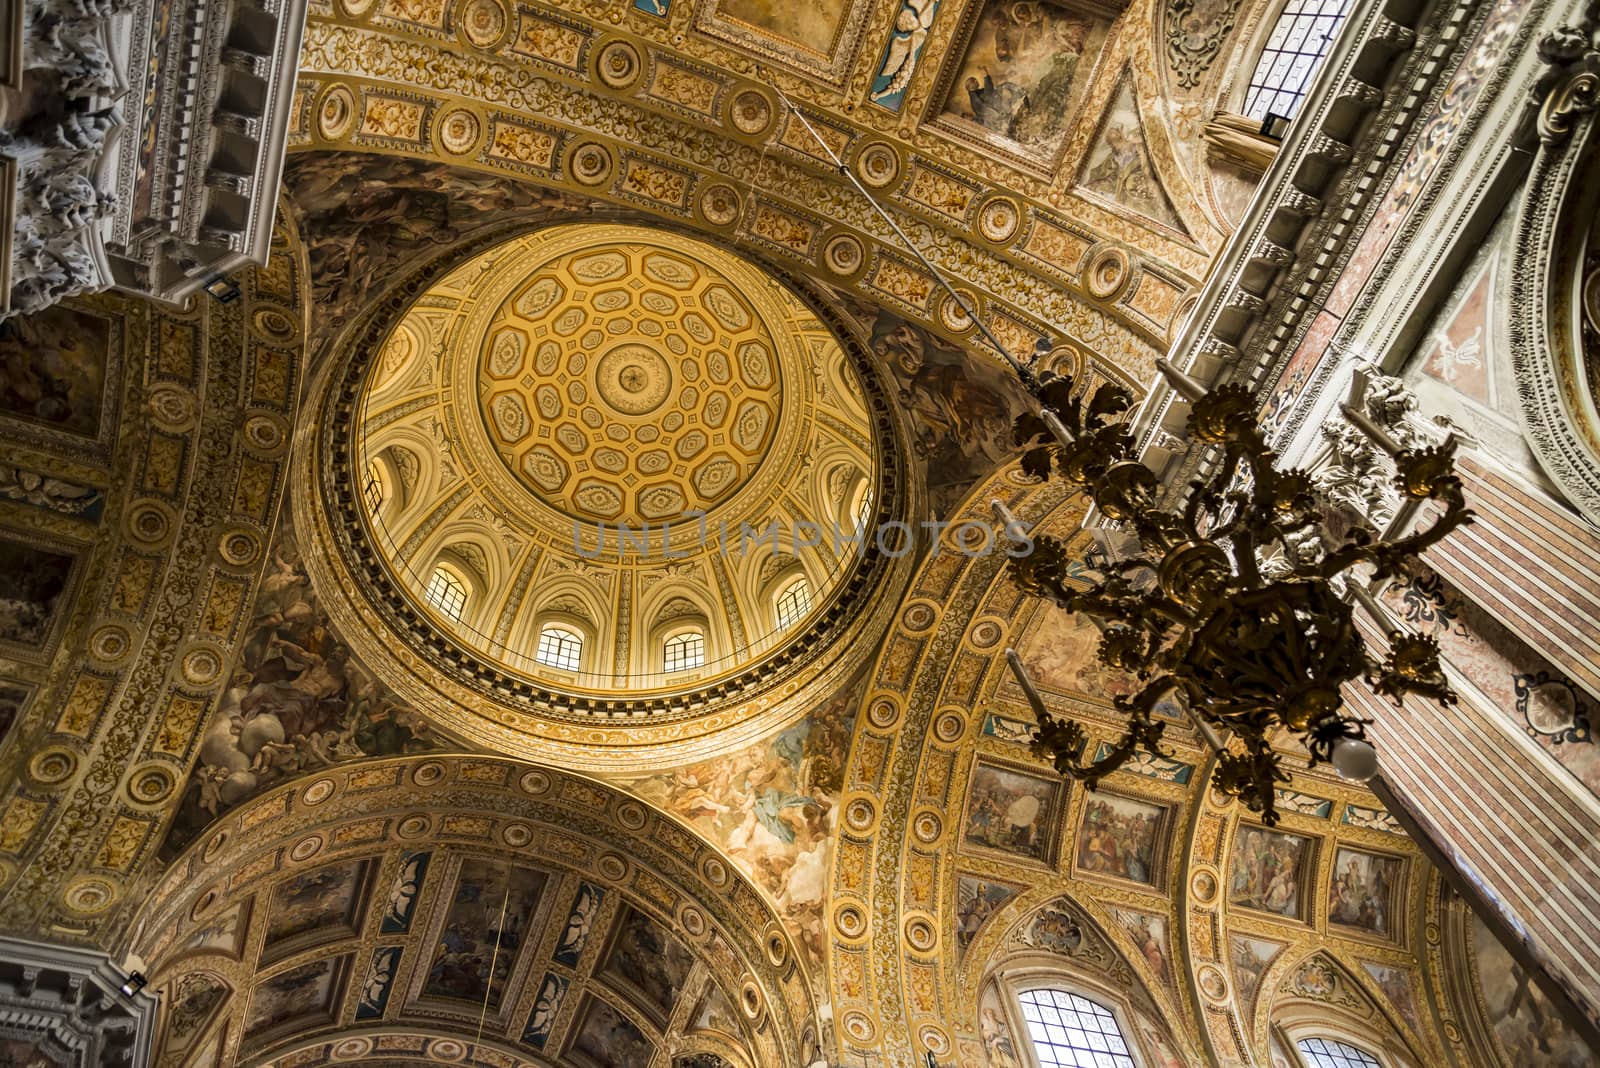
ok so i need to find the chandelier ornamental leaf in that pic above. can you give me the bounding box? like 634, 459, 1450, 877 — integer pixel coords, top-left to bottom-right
1000, 363, 1474, 826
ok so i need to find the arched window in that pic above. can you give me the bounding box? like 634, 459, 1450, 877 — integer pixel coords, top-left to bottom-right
853, 487, 873, 533
363, 458, 385, 512
1242, 0, 1355, 126
774, 577, 811, 629
1016, 989, 1136, 1068
535, 625, 584, 671
663, 630, 705, 672
424, 566, 468, 621
1296, 1037, 1382, 1068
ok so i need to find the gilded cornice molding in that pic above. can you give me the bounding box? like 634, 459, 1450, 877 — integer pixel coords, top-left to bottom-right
290, 6, 1198, 384
1133, 0, 1493, 478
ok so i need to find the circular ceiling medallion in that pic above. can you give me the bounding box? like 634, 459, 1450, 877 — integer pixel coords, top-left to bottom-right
977, 195, 1022, 243
596, 39, 642, 89
458, 0, 507, 47
729, 89, 774, 135
700, 183, 741, 226
437, 108, 481, 155
316, 85, 357, 141
1085, 244, 1132, 300
823, 233, 865, 276
856, 142, 901, 189
570, 141, 614, 185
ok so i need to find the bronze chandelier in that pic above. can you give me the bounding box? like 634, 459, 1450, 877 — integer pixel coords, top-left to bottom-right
757, 78, 1472, 827
997, 362, 1473, 826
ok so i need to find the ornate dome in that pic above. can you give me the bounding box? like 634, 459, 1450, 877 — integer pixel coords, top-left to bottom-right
297, 222, 914, 767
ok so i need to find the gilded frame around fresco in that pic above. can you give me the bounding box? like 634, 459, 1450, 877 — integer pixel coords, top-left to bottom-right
921, 0, 1124, 177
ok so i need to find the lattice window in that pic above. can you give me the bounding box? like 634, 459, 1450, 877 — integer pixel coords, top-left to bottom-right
363, 459, 384, 512
1016, 989, 1137, 1068
1296, 1038, 1383, 1068
1242, 0, 1355, 125
536, 625, 584, 671
854, 490, 873, 533
775, 577, 811, 629
424, 567, 468, 621
664, 631, 705, 672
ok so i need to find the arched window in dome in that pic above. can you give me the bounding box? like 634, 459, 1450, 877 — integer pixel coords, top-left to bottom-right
363, 458, 385, 513
1295, 1037, 1382, 1068
1242, 0, 1355, 126
663, 630, 705, 673
1016, 988, 1136, 1068
536, 624, 584, 671
851, 483, 873, 534
424, 566, 468, 621
774, 577, 811, 629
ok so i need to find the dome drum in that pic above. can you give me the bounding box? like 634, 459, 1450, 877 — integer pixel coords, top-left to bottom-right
296, 221, 917, 768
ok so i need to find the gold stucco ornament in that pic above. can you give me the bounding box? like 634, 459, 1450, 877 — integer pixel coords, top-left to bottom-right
1002, 359, 1474, 826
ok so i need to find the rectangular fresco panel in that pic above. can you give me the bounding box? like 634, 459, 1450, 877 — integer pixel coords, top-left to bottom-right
245, 956, 348, 1043
1074, 792, 1169, 886
937, 0, 1111, 164
522, 972, 570, 1048
960, 759, 1064, 865
423, 858, 547, 1009
601, 906, 697, 1024
0, 684, 29, 749
955, 876, 1020, 953
569, 996, 656, 1068
0, 303, 110, 436
354, 946, 401, 1020
1328, 847, 1404, 938
260, 858, 373, 963
0, 538, 76, 654
713, 0, 848, 54
1112, 908, 1173, 988
1228, 824, 1312, 920
181, 899, 251, 958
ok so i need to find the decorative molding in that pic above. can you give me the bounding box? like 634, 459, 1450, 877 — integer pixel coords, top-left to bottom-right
0, 934, 157, 1067
0, 0, 306, 318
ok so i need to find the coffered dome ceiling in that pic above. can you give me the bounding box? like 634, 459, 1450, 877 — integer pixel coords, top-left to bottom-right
299, 221, 916, 768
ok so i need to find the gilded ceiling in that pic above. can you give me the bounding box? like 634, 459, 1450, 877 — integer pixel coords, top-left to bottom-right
353, 224, 878, 695
0, 0, 1586, 1067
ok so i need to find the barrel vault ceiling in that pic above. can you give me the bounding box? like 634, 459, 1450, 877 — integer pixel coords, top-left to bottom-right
0, 0, 1561, 1067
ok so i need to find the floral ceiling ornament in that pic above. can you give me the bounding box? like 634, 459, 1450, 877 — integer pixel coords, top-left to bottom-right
997, 362, 1474, 825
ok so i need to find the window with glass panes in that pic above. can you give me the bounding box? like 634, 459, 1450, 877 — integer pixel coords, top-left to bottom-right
363, 459, 384, 512
535, 625, 584, 671
1242, 0, 1355, 124
1016, 989, 1137, 1068
664, 631, 705, 672
1296, 1037, 1383, 1068
775, 578, 811, 628
424, 567, 467, 620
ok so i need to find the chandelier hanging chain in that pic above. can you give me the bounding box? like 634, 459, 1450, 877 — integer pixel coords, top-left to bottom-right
761, 74, 1471, 825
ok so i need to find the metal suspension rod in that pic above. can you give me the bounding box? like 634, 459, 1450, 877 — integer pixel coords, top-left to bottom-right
760, 73, 1037, 384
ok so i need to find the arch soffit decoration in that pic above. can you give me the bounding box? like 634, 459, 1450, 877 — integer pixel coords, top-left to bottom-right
290, 0, 1220, 380
292, 217, 923, 771
0, 207, 310, 939
131, 754, 814, 1068
827, 460, 1449, 1067
1508, 110, 1600, 527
